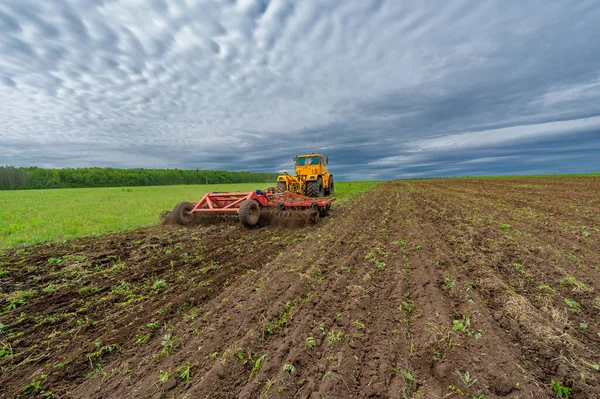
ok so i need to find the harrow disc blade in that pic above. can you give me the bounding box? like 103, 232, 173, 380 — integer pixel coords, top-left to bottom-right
261, 209, 319, 227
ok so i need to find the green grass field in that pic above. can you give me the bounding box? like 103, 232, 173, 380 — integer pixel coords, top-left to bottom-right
0, 181, 379, 249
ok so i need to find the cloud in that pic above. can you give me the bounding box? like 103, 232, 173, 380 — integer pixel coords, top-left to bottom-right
0, 0, 599, 179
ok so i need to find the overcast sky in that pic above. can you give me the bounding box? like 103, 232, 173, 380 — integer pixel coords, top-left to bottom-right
1, 0, 599, 180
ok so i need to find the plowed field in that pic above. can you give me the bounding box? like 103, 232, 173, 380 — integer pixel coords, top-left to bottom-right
1, 178, 599, 398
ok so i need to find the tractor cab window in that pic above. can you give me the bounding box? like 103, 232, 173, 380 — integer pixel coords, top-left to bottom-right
307, 156, 319, 165
297, 157, 306, 166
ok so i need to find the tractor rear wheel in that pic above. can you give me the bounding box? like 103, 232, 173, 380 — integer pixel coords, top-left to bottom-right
173, 201, 195, 225
325, 175, 334, 196
239, 200, 260, 227
276, 182, 286, 193
306, 180, 320, 197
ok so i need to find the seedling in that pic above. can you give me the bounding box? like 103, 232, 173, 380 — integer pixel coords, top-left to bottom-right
444, 275, 456, 290
0, 343, 13, 359
306, 336, 316, 349
176, 364, 191, 383
327, 329, 345, 343
160, 334, 177, 357
564, 298, 581, 313
250, 353, 269, 379
551, 379, 572, 398
564, 252, 579, 262
21, 374, 48, 393
5, 298, 26, 311
42, 284, 58, 293
512, 263, 524, 271
264, 322, 276, 335
136, 333, 150, 345
402, 370, 415, 383
85, 364, 103, 379
559, 277, 591, 292
153, 279, 167, 289
352, 320, 366, 330
78, 286, 98, 297
179, 252, 190, 263
456, 370, 477, 387
452, 315, 482, 339
86, 341, 118, 360
497, 222, 510, 231
262, 380, 274, 395
159, 370, 169, 383
283, 363, 297, 374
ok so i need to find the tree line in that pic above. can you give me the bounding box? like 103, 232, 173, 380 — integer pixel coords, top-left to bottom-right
0, 166, 278, 190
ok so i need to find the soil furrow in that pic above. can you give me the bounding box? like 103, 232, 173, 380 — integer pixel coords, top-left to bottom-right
2, 177, 599, 398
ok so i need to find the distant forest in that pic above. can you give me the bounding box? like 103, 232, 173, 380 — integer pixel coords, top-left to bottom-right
0, 166, 278, 190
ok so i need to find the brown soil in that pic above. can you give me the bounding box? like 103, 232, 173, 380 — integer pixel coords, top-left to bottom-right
1, 177, 599, 399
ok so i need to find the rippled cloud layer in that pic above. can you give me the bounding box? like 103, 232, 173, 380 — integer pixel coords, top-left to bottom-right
1, 0, 599, 179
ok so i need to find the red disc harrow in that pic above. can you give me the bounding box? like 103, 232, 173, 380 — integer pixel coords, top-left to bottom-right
171, 190, 335, 227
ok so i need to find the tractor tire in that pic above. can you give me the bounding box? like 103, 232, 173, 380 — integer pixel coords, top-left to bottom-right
173, 201, 195, 225
239, 200, 260, 227
306, 180, 320, 198
318, 177, 325, 197
276, 182, 286, 193
324, 175, 334, 196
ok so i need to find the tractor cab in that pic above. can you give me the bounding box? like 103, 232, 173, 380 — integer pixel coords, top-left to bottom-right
295, 154, 328, 170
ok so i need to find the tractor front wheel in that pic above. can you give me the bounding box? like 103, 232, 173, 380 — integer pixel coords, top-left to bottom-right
306, 179, 321, 198
239, 200, 260, 227
276, 182, 286, 193
173, 201, 195, 225
318, 177, 324, 197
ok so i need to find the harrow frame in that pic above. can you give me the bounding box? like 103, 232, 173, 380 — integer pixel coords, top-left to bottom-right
172, 190, 336, 227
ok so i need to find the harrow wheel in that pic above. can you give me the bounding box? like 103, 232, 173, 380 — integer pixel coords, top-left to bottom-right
239, 200, 260, 227
173, 201, 195, 225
